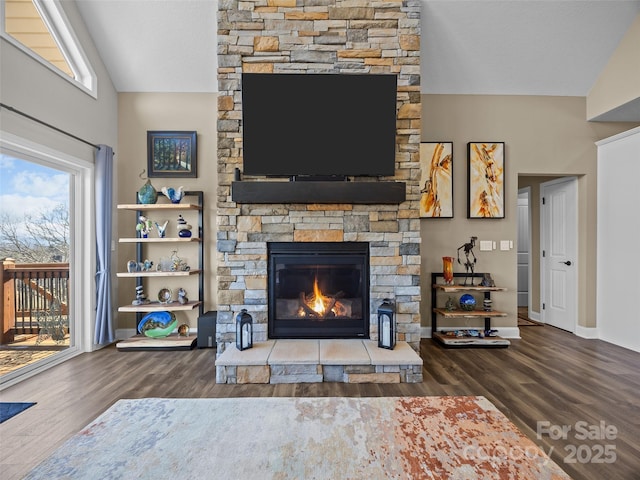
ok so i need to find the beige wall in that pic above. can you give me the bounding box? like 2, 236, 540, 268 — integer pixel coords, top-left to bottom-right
116, 93, 218, 331
588, 14, 640, 120
421, 94, 638, 331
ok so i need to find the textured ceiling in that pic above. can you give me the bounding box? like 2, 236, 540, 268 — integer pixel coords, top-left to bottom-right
75, 0, 640, 118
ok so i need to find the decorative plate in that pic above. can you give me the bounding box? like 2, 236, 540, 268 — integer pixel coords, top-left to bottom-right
158, 288, 173, 303
137, 311, 177, 337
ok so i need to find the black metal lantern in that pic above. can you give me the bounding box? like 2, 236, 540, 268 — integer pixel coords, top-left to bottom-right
235, 309, 253, 351
377, 298, 396, 350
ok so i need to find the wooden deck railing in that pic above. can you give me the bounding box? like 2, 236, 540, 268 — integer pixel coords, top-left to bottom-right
1, 259, 70, 344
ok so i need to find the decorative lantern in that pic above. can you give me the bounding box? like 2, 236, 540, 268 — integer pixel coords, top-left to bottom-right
377, 299, 396, 350
235, 309, 253, 351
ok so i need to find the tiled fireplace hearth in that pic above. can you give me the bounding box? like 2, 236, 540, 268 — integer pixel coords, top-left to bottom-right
215, 1, 423, 383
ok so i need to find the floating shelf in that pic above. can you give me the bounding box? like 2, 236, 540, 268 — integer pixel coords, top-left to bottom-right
116, 269, 202, 278
118, 203, 201, 211
118, 301, 202, 313
119, 237, 201, 243
231, 180, 406, 204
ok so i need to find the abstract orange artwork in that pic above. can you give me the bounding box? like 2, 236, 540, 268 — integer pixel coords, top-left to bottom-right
467, 142, 505, 218
419, 142, 453, 218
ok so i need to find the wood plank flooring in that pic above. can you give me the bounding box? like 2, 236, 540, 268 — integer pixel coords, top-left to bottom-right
1, 325, 639, 480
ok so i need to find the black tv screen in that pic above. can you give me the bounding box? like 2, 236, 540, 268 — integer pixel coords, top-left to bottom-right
241, 73, 397, 178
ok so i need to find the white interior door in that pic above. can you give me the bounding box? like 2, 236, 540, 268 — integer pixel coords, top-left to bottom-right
541, 177, 577, 332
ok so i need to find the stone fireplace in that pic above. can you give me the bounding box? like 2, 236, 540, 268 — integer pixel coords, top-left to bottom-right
215, 1, 423, 382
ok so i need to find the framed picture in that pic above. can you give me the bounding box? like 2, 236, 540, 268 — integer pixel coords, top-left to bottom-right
147, 131, 197, 178
419, 142, 453, 218
467, 142, 505, 218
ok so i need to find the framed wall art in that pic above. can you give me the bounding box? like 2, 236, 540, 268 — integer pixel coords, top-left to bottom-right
467, 142, 505, 218
419, 142, 453, 218
147, 131, 197, 178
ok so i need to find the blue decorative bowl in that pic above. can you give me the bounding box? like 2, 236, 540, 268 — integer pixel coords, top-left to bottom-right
137, 311, 177, 338
459, 294, 476, 311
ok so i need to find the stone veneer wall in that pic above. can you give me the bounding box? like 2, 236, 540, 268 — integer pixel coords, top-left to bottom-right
216, 0, 422, 361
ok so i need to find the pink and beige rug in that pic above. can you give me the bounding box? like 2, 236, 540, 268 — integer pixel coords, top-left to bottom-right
24, 396, 570, 479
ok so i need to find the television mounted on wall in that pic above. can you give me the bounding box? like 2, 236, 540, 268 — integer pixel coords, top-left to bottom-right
241, 73, 398, 179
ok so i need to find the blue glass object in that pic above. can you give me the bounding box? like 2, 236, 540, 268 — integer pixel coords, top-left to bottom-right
137, 179, 158, 204
459, 294, 476, 311
137, 311, 177, 338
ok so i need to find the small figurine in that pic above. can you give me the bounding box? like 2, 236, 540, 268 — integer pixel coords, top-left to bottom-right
142, 259, 153, 271
177, 214, 192, 238
457, 236, 478, 285
161, 186, 185, 204
483, 298, 493, 312
155, 220, 168, 238
481, 273, 495, 287
136, 215, 154, 238
177, 288, 189, 304
178, 323, 190, 336
445, 296, 456, 312
132, 285, 150, 305
170, 250, 190, 271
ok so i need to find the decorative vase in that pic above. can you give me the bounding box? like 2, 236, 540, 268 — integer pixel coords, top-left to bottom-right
177, 214, 192, 238
137, 179, 158, 204
442, 256, 454, 284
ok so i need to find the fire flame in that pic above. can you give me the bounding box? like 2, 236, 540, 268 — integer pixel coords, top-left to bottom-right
312, 278, 326, 315
297, 277, 348, 318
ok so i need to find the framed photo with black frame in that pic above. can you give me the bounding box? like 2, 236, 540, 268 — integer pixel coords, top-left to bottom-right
467, 142, 505, 219
419, 142, 453, 218
147, 131, 197, 178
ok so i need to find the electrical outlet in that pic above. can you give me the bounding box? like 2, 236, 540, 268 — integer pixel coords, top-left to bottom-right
479, 240, 493, 251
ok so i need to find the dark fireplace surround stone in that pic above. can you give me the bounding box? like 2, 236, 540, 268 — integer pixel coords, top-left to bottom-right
215, 1, 423, 364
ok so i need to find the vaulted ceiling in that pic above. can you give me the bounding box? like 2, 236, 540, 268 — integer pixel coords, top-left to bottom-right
75, 0, 640, 119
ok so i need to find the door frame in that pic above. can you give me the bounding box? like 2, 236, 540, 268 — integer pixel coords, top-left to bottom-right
517, 187, 533, 317
540, 176, 578, 332
0, 132, 94, 389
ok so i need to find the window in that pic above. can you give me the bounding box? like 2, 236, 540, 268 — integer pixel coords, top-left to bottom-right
0, 133, 94, 387
2, 0, 96, 97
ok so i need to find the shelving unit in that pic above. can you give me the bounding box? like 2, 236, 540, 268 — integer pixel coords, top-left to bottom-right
116, 191, 204, 345
431, 272, 510, 348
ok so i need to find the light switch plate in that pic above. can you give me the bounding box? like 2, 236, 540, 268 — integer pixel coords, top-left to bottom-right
500, 240, 510, 251
480, 240, 493, 251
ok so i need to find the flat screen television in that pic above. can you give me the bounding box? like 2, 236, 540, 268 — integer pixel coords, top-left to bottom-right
241, 73, 397, 178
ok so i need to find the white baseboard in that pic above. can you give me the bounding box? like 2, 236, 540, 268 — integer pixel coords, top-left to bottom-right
528, 310, 541, 322
574, 325, 599, 339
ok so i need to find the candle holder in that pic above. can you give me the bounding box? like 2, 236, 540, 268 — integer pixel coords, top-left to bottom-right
377, 298, 396, 350
235, 309, 253, 351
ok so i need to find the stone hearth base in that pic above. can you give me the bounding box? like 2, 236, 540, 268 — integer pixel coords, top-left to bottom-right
215, 339, 423, 384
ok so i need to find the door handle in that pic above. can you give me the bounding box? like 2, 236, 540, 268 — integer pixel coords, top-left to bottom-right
559, 260, 572, 266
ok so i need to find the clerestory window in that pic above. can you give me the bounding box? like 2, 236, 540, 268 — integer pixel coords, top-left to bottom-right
1, 0, 96, 97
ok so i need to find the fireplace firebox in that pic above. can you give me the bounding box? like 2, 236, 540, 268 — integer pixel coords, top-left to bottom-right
267, 242, 369, 339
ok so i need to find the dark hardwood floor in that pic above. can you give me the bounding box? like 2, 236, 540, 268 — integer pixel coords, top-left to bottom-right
1, 325, 639, 480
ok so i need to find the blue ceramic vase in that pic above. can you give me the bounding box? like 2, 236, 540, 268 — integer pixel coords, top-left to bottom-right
137, 179, 158, 204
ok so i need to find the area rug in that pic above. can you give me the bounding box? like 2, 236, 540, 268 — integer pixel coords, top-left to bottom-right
0, 402, 36, 423
24, 396, 571, 480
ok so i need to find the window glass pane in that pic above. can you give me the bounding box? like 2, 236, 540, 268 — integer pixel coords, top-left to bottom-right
0, 154, 72, 376
4, 0, 73, 77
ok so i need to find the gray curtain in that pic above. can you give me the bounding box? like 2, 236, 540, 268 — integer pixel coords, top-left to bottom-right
94, 145, 115, 344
